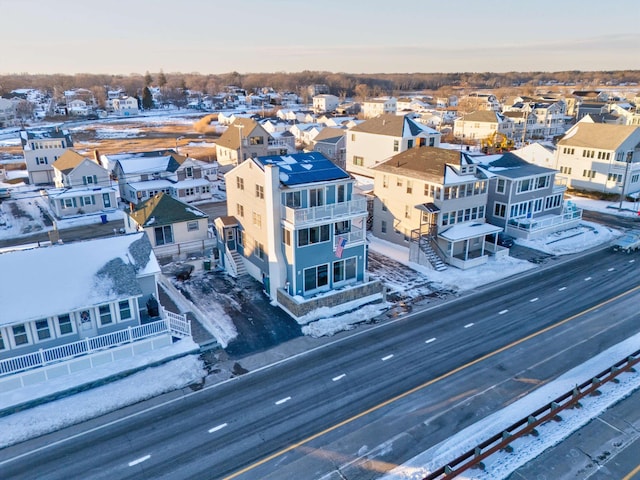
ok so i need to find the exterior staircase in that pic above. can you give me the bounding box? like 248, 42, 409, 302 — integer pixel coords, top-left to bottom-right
419, 237, 448, 271
229, 250, 247, 277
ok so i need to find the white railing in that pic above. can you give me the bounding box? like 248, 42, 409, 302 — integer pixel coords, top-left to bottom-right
507, 207, 582, 235
334, 227, 365, 248
153, 238, 217, 259
282, 197, 367, 225
0, 314, 191, 377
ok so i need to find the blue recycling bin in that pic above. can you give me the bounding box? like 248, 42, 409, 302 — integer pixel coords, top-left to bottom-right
100, 214, 108, 224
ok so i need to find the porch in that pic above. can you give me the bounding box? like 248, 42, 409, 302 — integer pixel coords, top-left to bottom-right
438, 222, 503, 270
505, 202, 582, 240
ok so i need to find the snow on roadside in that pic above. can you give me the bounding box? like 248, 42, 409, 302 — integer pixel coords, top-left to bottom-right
0, 352, 205, 449
380, 332, 640, 480
516, 220, 621, 255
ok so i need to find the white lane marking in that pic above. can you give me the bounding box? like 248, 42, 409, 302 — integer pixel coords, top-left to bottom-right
584, 277, 592, 281
464, 323, 474, 328
208, 423, 228, 433
382, 354, 394, 361
499, 309, 508, 315
608, 268, 615, 272
630, 259, 635, 263
558, 287, 567, 291
332, 374, 346, 382
128, 455, 151, 467
275, 397, 291, 405
530, 297, 539, 302
425, 337, 436, 344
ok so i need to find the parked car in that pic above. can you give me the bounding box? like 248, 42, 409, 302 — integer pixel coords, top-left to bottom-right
0, 187, 11, 200
487, 232, 515, 248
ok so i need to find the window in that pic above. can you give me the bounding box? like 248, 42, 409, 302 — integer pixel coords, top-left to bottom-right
255, 184, 264, 199
35, 319, 51, 340
396, 177, 403, 187
545, 194, 562, 209
81, 195, 95, 206
119, 300, 132, 321
252, 212, 262, 228
404, 205, 411, 219
607, 173, 623, 183
582, 169, 596, 179
351, 134, 356, 141
236, 203, 244, 217
185, 167, 193, 177
381, 201, 387, 211
406, 181, 413, 194
393, 140, 399, 152
334, 220, 350, 234
285, 191, 301, 208
333, 257, 357, 283
58, 314, 73, 335
337, 184, 345, 203
381, 220, 387, 233
187, 221, 199, 232
282, 228, 291, 246
12, 324, 29, 346
632, 174, 639, 183
99, 304, 113, 325
298, 225, 330, 246
249, 136, 264, 145
309, 188, 324, 207
408, 139, 414, 148
429, 137, 435, 147
560, 166, 572, 175
0, 330, 4, 350
254, 241, 266, 260
304, 264, 329, 292
383, 175, 389, 188
154, 225, 174, 245
496, 179, 506, 194
236, 177, 244, 190
352, 156, 364, 166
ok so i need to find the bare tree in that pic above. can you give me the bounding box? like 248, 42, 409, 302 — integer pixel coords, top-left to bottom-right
15, 100, 35, 127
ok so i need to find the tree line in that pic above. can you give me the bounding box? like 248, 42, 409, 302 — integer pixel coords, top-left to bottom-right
1, 70, 639, 106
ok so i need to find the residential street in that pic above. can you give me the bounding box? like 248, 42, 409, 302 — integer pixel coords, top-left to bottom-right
2, 246, 639, 479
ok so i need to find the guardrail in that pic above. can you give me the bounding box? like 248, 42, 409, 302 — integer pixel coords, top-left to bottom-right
424, 349, 640, 479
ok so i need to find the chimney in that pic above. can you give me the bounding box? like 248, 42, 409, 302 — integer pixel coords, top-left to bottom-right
93, 149, 100, 164
129, 202, 135, 213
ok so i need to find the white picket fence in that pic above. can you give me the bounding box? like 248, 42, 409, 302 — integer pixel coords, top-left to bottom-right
0, 311, 191, 377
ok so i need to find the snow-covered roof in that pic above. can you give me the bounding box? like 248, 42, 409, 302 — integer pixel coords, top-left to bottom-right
127, 179, 174, 190
438, 222, 501, 241
0, 233, 159, 326
46, 186, 118, 199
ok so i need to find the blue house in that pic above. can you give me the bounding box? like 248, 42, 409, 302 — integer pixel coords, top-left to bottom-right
215, 152, 383, 319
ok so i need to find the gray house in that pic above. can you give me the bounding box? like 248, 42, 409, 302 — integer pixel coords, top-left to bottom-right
470, 152, 582, 240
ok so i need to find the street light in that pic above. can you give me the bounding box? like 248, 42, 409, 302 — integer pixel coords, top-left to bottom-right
175, 136, 185, 154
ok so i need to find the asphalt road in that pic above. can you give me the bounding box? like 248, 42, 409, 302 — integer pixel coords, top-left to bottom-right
2, 247, 640, 480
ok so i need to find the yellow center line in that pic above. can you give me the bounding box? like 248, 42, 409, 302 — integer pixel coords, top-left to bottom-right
224, 285, 640, 479
623, 463, 640, 480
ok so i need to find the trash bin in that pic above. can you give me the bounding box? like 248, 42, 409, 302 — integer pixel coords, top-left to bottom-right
203, 259, 211, 271
100, 214, 108, 224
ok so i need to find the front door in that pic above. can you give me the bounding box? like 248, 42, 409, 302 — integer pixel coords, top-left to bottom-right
77, 309, 97, 338
225, 228, 236, 251
103, 192, 111, 208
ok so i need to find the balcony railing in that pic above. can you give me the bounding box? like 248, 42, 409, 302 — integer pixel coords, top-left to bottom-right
506, 205, 582, 236
0, 311, 190, 378
334, 227, 365, 248
282, 196, 367, 225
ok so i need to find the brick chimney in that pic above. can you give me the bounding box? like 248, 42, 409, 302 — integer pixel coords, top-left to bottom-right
93, 149, 100, 164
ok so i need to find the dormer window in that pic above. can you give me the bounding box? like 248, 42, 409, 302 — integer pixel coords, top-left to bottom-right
185, 167, 193, 177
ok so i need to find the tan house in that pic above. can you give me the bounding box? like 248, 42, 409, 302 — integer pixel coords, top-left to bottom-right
46, 150, 118, 218
371, 147, 501, 270
453, 111, 513, 143
215, 118, 290, 166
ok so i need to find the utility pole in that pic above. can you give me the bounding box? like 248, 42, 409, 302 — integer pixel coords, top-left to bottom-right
234, 124, 244, 166
619, 152, 632, 211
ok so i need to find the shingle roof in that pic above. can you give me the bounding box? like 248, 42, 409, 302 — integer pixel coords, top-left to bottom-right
473, 152, 555, 179
558, 124, 640, 150
20, 127, 74, 148
313, 127, 345, 142
459, 111, 504, 123
130, 192, 208, 227
216, 118, 263, 150
52, 149, 90, 174
254, 152, 349, 186
372, 147, 461, 183
350, 114, 430, 137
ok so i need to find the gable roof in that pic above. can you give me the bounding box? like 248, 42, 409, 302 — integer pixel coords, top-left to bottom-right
313, 127, 346, 142
0, 233, 158, 326
216, 118, 268, 150
116, 151, 186, 174
350, 114, 435, 137
372, 147, 465, 183
20, 127, 74, 148
52, 149, 94, 174
558, 124, 640, 150
254, 152, 349, 186
472, 152, 555, 179
130, 192, 208, 227
459, 111, 505, 123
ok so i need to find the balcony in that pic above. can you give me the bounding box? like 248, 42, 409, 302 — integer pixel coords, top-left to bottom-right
282, 196, 368, 226
506, 204, 582, 240
334, 227, 365, 248
553, 176, 568, 193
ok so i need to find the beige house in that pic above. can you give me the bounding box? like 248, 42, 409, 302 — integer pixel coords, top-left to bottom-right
46, 150, 118, 218
346, 114, 441, 178
361, 97, 397, 119
555, 123, 640, 195
216, 118, 288, 166
453, 111, 513, 142
371, 147, 501, 270
312, 94, 339, 114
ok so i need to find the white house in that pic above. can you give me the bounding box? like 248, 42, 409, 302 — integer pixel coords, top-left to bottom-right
555, 123, 640, 196
0, 233, 191, 381
20, 127, 74, 185
312, 94, 340, 114
46, 150, 118, 218
453, 111, 513, 142
346, 114, 441, 177
112, 96, 139, 116
362, 97, 397, 119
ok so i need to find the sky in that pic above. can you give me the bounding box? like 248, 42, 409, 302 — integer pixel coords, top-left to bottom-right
1, 0, 639, 75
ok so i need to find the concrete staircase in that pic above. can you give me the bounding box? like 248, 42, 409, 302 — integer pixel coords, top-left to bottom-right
229, 251, 247, 277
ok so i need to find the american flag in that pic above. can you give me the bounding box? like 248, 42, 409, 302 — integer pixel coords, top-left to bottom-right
335, 237, 347, 258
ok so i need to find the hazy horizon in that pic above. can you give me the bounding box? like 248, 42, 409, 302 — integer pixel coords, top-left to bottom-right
2, 0, 638, 76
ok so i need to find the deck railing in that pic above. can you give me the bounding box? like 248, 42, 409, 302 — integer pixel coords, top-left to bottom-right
0, 312, 190, 377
